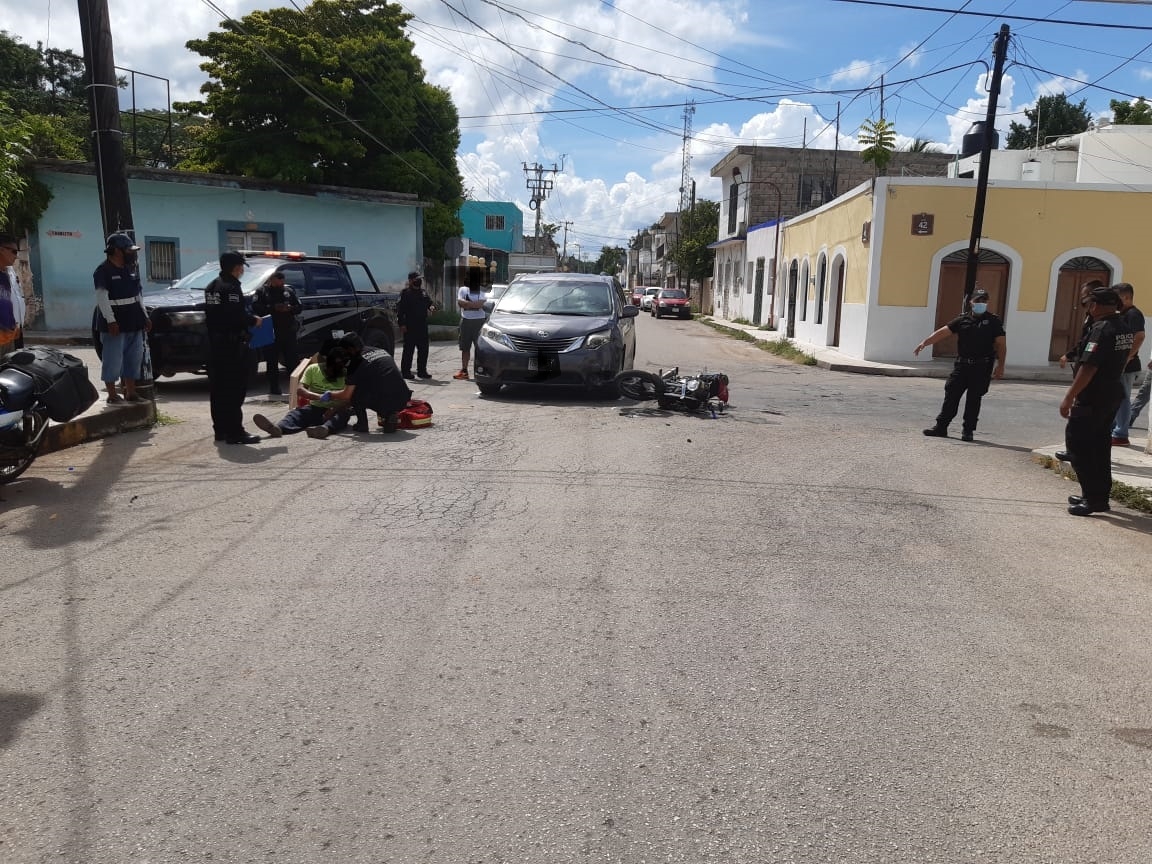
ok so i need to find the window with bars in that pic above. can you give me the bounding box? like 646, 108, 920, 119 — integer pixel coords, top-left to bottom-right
145, 237, 180, 283
485, 214, 505, 231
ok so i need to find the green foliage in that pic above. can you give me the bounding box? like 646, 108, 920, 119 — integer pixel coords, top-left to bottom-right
422, 201, 464, 267
1006, 94, 1092, 149
669, 199, 720, 284
1110, 97, 1152, 126
595, 245, 625, 275
178, 0, 464, 219
858, 117, 896, 175
905, 137, 941, 153
121, 107, 208, 169
701, 319, 817, 365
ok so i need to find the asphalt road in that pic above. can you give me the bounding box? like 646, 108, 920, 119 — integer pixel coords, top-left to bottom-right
4, 315, 1152, 863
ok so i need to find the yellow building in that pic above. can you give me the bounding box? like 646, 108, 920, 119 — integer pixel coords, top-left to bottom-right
767, 176, 1149, 367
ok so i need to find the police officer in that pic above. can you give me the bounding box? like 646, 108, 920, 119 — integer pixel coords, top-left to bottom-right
205, 251, 262, 444
1061, 286, 1133, 516
396, 271, 435, 380
251, 270, 302, 395
914, 287, 1007, 442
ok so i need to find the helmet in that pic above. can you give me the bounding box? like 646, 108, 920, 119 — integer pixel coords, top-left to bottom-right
105, 232, 140, 253
219, 251, 246, 271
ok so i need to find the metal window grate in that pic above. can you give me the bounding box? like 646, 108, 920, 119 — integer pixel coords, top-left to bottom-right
147, 240, 178, 282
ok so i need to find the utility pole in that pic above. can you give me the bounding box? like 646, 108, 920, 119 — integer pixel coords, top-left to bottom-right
561, 220, 573, 263
523, 161, 561, 253
677, 101, 695, 293
964, 24, 1011, 308
77, 0, 134, 240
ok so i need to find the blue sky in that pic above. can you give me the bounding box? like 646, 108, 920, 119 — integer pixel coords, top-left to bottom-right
9, 1, 1152, 259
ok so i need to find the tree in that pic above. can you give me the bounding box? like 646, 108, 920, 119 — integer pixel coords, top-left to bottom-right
595, 245, 624, 275
178, 0, 464, 260
1111, 97, 1152, 126
1006, 93, 1092, 149
905, 137, 941, 153
858, 117, 896, 176
668, 199, 719, 288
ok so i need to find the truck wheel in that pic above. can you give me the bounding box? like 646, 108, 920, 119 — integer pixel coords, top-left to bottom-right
476, 382, 502, 396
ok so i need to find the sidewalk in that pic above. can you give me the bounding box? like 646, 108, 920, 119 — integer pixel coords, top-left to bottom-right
702, 317, 1152, 495
16, 325, 1152, 497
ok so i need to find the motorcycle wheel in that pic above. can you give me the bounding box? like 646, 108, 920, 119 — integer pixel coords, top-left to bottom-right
615, 370, 664, 401
0, 412, 48, 485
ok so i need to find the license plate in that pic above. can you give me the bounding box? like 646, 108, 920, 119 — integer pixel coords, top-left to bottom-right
527, 356, 556, 372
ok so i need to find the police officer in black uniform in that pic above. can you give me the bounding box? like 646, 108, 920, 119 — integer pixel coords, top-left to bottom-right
205, 251, 262, 444
1061, 286, 1133, 516
396, 271, 435, 380
914, 287, 1007, 442
251, 270, 302, 395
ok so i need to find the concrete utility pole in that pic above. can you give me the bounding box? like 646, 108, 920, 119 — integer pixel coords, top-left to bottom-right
561, 220, 573, 262
77, 0, 134, 240
963, 23, 1011, 308
523, 161, 561, 250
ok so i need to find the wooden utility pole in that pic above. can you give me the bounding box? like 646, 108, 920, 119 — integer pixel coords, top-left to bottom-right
964, 24, 1011, 307
78, 0, 135, 240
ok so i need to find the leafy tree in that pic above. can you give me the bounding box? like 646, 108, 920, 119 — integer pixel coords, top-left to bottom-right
1111, 97, 1152, 126
858, 117, 896, 176
595, 245, 624, 275
178, 0, 464, 259
1006, 93, 1092, 149
669, 199, 719, 287
121, 108, 208, 169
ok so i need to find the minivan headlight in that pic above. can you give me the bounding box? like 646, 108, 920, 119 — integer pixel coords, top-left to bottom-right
584, 329, 613, 350
481, 324, 514, 349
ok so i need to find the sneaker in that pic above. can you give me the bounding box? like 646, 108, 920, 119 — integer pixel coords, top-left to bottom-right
1111, 436, 1130, 447
922, 426, 947, 438
252, 414, 282, 438
306, 426, 330, 439
453, 369, 469, 380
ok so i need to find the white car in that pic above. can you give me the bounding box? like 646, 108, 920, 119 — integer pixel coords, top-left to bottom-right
640, 287, 660, 311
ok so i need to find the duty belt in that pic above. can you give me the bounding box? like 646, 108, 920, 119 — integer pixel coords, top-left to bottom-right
955, 357, 994, 365
109, 297, 141, 306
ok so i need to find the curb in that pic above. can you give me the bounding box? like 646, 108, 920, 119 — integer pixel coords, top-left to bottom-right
43, 403, 155, 456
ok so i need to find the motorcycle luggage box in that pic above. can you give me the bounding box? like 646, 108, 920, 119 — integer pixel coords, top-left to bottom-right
0, 367, 36, 413
1, 347, 99, 422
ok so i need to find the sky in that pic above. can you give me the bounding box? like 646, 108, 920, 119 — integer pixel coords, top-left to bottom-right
7, 0, 1152, 260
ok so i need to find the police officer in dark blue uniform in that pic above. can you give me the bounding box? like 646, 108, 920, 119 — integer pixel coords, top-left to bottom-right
205, 251, 262, 444
1061, 286, 1133, 516
915, 287, 1007, 442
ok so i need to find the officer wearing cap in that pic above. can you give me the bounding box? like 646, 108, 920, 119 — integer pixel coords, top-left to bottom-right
205, 251, 263, 444
914, 287, 1007, 442
93, 232, 150, 404
396, 270, 435, 380
1061, 286, 1134, 516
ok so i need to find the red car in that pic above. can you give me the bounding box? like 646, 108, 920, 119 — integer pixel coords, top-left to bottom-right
652, 288, 691, 319
630, 287, 644, 306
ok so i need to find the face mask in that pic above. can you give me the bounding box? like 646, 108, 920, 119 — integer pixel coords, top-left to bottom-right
971, 302, 988, 315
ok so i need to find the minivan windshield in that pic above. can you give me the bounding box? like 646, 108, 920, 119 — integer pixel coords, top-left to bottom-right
498, 279, 614, 316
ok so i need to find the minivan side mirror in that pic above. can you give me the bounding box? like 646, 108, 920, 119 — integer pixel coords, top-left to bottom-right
622, 305, 639, 318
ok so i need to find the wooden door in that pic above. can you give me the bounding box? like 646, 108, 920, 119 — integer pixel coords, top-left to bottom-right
1049, 267, 1110, 360
933, 262, 1008, 358
832, 261, 845, 347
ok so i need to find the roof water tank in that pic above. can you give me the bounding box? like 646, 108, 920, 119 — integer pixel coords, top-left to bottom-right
961, 121, 1000, 158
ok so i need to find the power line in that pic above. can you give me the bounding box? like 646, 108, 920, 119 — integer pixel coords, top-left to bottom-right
828, 0, 1152, 30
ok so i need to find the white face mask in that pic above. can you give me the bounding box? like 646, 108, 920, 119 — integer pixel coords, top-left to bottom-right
971, 302, 988, 315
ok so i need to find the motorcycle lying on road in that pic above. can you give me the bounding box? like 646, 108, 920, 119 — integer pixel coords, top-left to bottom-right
615, 366, 729, 414
0, 347, 99, 483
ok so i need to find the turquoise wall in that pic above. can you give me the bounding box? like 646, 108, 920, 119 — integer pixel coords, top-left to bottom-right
459, 201, 523, 252
32, 169, 424, 329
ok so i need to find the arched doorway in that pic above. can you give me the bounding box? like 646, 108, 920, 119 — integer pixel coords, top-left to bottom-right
933, 250, 1009, 358
815, 254, 827, 325
831, 258, 846, 347
786, 260, 799, 337
1049, 256, 1112, 361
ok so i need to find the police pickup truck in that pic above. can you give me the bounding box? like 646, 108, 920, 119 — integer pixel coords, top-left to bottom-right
144, 251, 397, 378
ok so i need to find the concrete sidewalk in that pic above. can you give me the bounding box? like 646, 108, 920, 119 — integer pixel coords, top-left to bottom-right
17, 325, 1152, 498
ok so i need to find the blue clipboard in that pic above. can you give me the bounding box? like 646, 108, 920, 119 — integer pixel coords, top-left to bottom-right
248, 316, 274, 349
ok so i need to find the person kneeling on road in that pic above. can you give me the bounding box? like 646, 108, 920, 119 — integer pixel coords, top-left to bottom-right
323, 332, 413, 433
252, 344, 352, 440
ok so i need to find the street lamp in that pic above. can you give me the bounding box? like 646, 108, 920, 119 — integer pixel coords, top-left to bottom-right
732, 168, 783, 329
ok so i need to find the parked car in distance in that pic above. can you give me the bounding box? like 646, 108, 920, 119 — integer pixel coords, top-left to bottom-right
144, 251, 397, 378
630, 286, 644, 306
640, 287, 661, 311
652, 287, 692, 319
474, 272, 638, 395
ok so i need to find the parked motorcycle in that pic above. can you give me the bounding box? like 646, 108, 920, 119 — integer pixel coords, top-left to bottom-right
0, 348, 98, 483
616, 366, 729, 414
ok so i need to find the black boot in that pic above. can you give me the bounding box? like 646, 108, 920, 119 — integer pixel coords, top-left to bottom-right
922, 426, 948, 437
